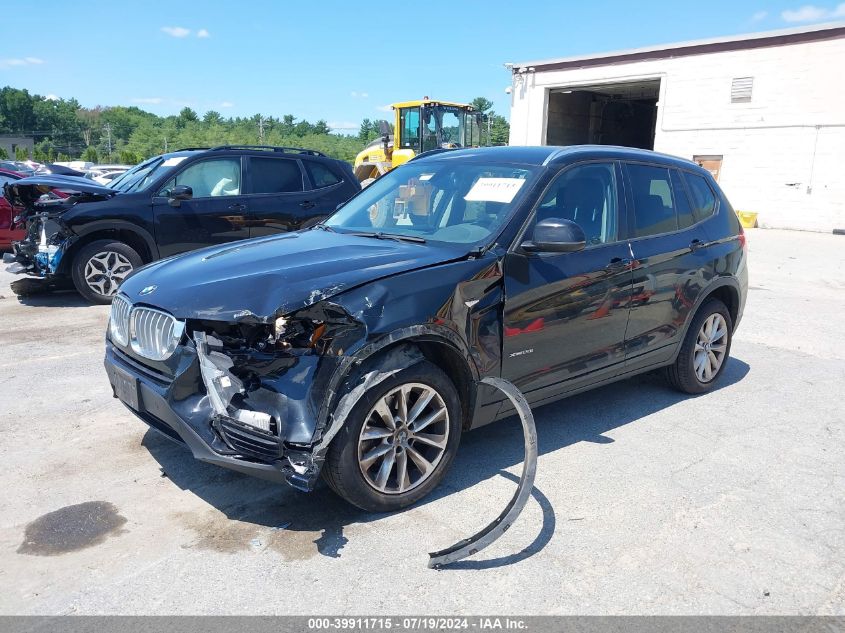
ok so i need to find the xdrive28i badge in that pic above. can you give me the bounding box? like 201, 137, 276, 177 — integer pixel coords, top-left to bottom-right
139, 285, 157, 296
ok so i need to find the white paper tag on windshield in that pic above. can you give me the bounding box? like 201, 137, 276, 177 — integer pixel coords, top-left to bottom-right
162, 156, 187, 167
464, 178, 525, 203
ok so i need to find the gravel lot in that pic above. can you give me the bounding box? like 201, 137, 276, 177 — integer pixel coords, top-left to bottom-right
1, 228, 843, 615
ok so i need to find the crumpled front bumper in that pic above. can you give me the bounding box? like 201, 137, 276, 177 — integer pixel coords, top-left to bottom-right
104, 340, 310, 487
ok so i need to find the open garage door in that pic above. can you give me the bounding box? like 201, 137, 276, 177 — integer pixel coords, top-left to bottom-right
546, 79, 660, 149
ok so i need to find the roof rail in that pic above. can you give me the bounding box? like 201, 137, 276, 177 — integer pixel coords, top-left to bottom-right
208, 145, 327, 157
174, 147, 211, 152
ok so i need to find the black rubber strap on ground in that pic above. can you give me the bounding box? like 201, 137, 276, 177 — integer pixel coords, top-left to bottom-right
427, 376, 538, 569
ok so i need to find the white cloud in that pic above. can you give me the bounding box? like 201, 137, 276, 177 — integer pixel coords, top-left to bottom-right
161, 26, 191, 37
781, 3, 845, 22
350, 91, 369, 98
327, 121, 359, 131
45, 94, 60, 101
132, 97, 164, 105
751, 10, 768, 21
197, 29, 210, 38
219, 101, 234, 108
377, 104, 393, 112
0, 57, 45, 69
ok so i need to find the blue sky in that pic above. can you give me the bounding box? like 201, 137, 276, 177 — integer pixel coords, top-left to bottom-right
1, 0, 842, 132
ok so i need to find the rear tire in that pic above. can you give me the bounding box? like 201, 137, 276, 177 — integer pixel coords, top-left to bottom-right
71, 240, 142, 304
666, 298, 733, 394
323, 360, 462, 512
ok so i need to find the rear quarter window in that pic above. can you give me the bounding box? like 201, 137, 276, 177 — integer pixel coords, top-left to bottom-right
683, 172, 718, 223
305, 161, 342, 189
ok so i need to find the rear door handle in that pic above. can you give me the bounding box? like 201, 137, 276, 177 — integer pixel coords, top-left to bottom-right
227, 203, 247, 212
300, 200, 316, 210
606, 257, 632, 271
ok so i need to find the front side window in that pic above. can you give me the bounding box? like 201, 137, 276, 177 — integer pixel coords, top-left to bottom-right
683, 172, 718, 222
326, 161, 538, 246
534, 162, 618, 246
250, 157, 303, 193
627, 164, 682, 238
158, 158, 241, 198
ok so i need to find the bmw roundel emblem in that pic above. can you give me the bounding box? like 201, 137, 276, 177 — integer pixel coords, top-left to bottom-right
139, 285, 157, 296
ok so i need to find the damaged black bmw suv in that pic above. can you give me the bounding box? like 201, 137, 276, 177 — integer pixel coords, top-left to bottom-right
105, 145, 747, 511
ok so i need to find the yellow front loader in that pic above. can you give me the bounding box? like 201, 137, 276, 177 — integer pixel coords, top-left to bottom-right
353, 98, 484, 185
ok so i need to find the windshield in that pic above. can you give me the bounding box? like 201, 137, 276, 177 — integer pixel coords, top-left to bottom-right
325, 160, 538, 246
108, 154, 190, 193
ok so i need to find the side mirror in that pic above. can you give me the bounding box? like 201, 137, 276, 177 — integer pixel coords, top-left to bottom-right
522, 218, 586, 253
168, 185, 193, 207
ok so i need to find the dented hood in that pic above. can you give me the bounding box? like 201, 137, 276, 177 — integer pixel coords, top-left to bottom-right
3, 175, 117, 209
119, 229, 467, 321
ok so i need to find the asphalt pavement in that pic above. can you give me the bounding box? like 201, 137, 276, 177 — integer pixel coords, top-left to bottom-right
1, 228, 843, 615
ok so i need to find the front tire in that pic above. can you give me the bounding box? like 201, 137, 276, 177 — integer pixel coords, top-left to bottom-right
323, 361, 462, 512
666, 298, 733, 394
71, 240, 142, 304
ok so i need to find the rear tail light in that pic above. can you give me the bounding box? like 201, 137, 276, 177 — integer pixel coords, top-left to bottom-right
738, 226, 747, 252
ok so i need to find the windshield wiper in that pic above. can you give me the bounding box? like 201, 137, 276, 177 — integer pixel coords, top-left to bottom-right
313, 223, 335, 232
347, 231, 426, 244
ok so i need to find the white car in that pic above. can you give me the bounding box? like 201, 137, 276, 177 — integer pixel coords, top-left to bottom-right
91, 170, 127, 185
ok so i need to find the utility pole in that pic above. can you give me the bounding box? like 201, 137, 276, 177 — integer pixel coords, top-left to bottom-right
164, 136, 168, 152
258, 116, 268, 144
487, 114, 492, 147
103, 123, 112, 159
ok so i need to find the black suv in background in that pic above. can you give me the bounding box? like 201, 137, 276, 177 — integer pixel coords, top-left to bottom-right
104, 145, 748, 511
4, 146, 360, 303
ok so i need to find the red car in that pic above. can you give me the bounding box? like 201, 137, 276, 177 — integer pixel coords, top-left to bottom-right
0, 169, 25, 251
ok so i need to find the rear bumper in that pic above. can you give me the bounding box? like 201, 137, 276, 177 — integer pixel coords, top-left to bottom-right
104, 341, 298, 486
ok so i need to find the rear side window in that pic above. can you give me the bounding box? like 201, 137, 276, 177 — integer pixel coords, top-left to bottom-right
670, 169, 695, 229
683, 172, 718, 222
250, 157, 303, 194
626, 164, 681, 237
305, 161, 341, 189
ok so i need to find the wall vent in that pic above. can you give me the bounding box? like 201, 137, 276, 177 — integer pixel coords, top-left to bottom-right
731, 77, 753, 103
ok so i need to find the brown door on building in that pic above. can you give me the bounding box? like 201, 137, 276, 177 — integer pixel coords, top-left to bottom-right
693, 155, 723, 181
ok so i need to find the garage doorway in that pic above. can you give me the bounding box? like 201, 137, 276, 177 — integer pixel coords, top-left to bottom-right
545, 79, 661, 150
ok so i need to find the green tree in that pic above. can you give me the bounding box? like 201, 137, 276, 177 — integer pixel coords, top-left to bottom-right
57, 152, 70, 162
470, 97, 494, 114
15, 145, 29, 160
0, 87, 36, 133
81, 146, 99, 163
203, 110, 222, 125
118, 149, 140, 165
0, 147, 8, 159
470, 96, 509, 146
489, 114, 510, 145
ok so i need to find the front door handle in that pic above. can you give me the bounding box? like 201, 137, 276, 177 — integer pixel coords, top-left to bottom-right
227, 203, 247, 212
606, 257, 632, 271
689, 239, 704, 252
300, 200, 316, 210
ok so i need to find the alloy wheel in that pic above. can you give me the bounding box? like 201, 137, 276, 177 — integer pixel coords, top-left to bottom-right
357, 383, 450, 495
694, 313, 728, 383
84, 251, 133, 297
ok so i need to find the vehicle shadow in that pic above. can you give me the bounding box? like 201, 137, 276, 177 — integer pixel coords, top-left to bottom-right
9, 279, 87, 308
142, 357, 750, 567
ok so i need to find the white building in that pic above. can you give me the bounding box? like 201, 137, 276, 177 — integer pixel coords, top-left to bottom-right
507, 22, 845, 232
